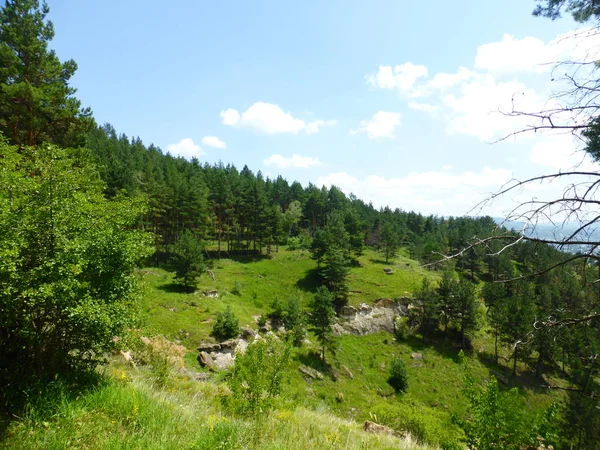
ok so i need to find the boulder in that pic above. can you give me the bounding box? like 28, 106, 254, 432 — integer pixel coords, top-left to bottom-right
298, 364, 324, 380
240, 326, 257, 339
411, 352, 423, 360
331, 323, 347, 336
197, 351, 217, 371
220, 338, 240, 352
383, 268, 394, 275
213, 352, 235, 370
197, 342, 221, 353
202, 289, 219, 298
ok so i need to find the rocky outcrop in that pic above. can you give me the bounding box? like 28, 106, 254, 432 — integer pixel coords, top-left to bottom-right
196, 338, 249, 371
339, 303, 399, 335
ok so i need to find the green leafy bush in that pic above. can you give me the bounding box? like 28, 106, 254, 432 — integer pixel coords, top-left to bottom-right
455, 374, 556, 450
231, 281, 243, 296
0, 143, 152, 403
211, 306, 240, 341
223, 335, 291, 417
387, 358, 408, 393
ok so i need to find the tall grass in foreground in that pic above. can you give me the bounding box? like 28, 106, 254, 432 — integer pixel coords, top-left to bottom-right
1, 363, 434, 450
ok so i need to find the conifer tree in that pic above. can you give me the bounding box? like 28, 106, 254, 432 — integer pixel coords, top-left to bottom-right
0, 0, 93, 147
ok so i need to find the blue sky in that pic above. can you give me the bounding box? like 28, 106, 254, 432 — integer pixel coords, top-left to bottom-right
45, 0, 598, 216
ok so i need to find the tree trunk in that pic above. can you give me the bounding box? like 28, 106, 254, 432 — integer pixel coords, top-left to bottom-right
494, 328, 498, 364
512, 347, 518, 376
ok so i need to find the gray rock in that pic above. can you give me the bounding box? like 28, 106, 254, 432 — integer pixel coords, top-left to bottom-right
240, 326, 257, 339
220, 338, 240, 352
339, 305, 357, 319
411, 352, 423, 360
197, 342, 221, 353
383, 268, 394, 275
331, 323, 347, 336
298, 364, 324, 380
213, 352, 235, 370
202, 290, 219, 298
197, 351, 217, 371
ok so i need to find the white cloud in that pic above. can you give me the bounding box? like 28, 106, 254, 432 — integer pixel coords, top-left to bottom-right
408, 102, 440, 113
475, 28, 600, 76
306, 119, 337, 135
201, 136, 226, 149
443, 75, 545, 141
220, 102, 335, 135
166, 138, 204, 160
317, 167, 513, 216
351, 111, 402, 140
475, 34, 554, 74
263, 154, 322, 169
220, 108, 240, 126
367, 63, 428, 95
530, 134, 596, 170
366, 28, 600, 143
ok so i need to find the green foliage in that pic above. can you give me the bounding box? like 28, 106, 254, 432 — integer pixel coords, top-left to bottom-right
309, 286, 336, 362
394, 316, 411, 341
224, 335, 291, 417
456, 373, 555, 450
277, 293, 307, 346
211, 306, 240, 341
387, 358, 408, 393
0, 0, 93, 147
417, 278, 440, 336
533, 0, 600, 22
286, 230, 312, 250
171, 229, 205, 290
231, 280, 243, 296
380, 220, 400, 263
0, 142, 152, 400
321, 246, 350, 308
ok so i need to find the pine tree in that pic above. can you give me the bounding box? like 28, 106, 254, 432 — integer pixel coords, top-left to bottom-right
0, 0, 93, 147
171, 229, 205, 291
309, 286, 336, 362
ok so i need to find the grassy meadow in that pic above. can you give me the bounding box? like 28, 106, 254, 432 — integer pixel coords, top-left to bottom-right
1, 246, 564, 449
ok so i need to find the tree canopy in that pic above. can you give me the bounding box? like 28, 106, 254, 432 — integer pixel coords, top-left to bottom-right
0, 0, 93, 147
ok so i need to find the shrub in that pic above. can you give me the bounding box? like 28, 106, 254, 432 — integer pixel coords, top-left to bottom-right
387, 358, 408, 393
0, 144, 152, 405
231, 281, 243, 296
223, 335, 291, 417
211, 306, 240, 341
394, 316, 411, 341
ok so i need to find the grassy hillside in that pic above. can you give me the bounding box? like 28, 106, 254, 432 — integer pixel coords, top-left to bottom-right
2, 247, 563, 449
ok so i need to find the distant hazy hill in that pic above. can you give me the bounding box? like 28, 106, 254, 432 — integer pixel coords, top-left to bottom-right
493, 217, 600, 253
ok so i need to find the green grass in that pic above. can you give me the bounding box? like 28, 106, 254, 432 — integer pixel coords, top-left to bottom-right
2, 246, 565, 449
1, 361, 433, 450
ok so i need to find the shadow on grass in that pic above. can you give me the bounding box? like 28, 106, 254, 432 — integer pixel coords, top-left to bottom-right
369, 258, 391, 265
399, 333, 470, 365
295, 267, 321, 293
0, 370, 106, 441
297, 350, 337, 381
157, 283, 194, 294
